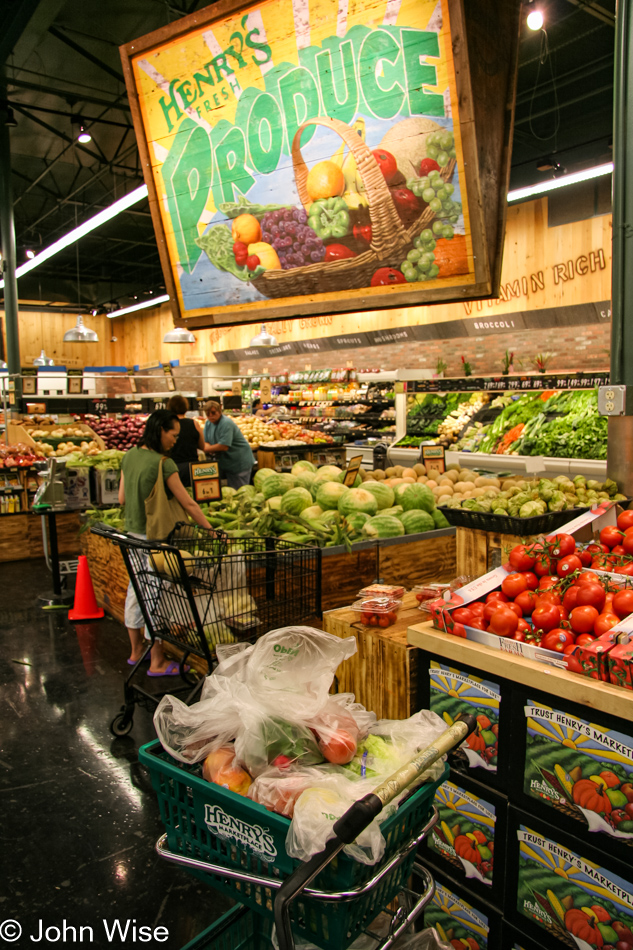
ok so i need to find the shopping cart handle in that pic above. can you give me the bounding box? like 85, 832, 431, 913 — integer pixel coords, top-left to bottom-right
90, 523, 128, 542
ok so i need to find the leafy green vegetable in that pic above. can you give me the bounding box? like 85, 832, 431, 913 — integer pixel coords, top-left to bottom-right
195, 225, 264, 281
218, 195, 291, 219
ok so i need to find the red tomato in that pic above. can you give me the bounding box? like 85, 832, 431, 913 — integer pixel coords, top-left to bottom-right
577, 571, 601, 586
488, 606, 519, 638
575, 633, 597, 646
611, 544, 626, 556
233, 241, 248, 261
538, 575, 559, 591
516, 617, 532, 633
618, 561, 633, 576
515, 590, 538, 616
563, 586, 580, 613
506, 602, 523, 619
512, 630, 526, 642
600, 526, 624, 549
612, 589, 633, 619
508, 545, 536, 572
536, 590, 562, 606
371, 148, 398, 183
469, 601, 486, 617
451, 623, 467, 639
586, 542, 610, 555
483, 602, 501, 622
360, 612, 372, 625
566, 650, 585, 674
576, 584, 606, 612
318, 730, 357, 765
486, 591, 509, 604
535, 555, 554, 577
578, 549, 593, 567
453, 607, 474, 625
557, 554, 583, 578
547, 533, 576, 558
246, 254, 261, 270
522, 571, 539, 590
378, 615, 391, 627
570, 605, 600, 634
532, 603, 563, 633
370, 267, 406, 286
591, 556, 614, 572
617, 510, 633, 531
324, 244, 357, 262
501, 573, 528, 598
389, 186, 420, 222
469, 617, 487, 631
541, 628, 575, 651
622, 534, 633, 556
563, 642, 578, 655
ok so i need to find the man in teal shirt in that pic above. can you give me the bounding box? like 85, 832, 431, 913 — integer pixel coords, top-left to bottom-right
203, 400, 255, 489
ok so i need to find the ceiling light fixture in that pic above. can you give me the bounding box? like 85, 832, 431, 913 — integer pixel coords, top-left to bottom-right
63, 315, 99, 343
33, 349, 55, 366
77, 123, 91, 144
108, 293, 170, 318
249, 324, 278, 347
163, 326, 196, 344
526, 2, 544, 30
25, 248, 35, 260
507, 162, 613, 203
0, 184, 149, 291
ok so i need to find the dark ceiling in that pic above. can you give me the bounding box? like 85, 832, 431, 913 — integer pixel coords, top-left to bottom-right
0, 0, 616, 314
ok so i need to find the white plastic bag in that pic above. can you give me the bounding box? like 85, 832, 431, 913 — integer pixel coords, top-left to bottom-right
345, 710, 448, 789
307, 694, 376, 765
153, 693, 241, 763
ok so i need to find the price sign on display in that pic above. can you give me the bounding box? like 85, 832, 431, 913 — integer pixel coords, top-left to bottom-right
343, 455, 363, 487
92, 399, 108, 414
68, 369, 84, 394
163, 364, 176, 391
232, 380, 242, 395
21, 368, 37, 395
260, 379, 272, 402
191, 460, 221, 502
420, 443, 446, 473
127, 369, 138, 394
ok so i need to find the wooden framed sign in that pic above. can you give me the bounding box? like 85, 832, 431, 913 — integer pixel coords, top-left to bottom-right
191, 460, 222, 501
121, 0, 519, 329
343, 454, 364, 487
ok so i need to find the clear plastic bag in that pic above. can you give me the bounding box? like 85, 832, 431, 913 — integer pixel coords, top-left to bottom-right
345, 710, 448, 789
235, 708, 324, 777
307, 694, 376, 766
248, 763, 348, 818
153, 693, 241, 763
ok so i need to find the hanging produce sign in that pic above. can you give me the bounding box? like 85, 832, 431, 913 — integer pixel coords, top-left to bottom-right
121, 0, 519, 328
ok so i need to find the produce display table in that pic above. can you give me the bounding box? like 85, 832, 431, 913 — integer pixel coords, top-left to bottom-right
80, 528, 128, 624
0, 510, 81, 562
406, 621, 633, 950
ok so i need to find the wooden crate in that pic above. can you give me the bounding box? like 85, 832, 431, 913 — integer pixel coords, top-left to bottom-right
455, 526, 541, 577
80, 529, 129, 623
19, 422, 106, 450
323, 591, 424, 720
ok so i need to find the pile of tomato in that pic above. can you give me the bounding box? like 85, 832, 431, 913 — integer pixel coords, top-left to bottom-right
443, 510, 633, 656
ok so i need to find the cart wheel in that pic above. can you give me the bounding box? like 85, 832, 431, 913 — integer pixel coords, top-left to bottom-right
110, 712, 133, 737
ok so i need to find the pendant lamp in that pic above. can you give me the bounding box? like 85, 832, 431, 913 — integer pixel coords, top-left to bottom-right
33, 349, 55, 366
63, 315, 99, 342
249, 324, 278, 347
163, 325, 196, 343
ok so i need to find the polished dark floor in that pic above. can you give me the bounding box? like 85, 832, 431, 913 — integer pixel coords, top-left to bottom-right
0, 558, 233, 950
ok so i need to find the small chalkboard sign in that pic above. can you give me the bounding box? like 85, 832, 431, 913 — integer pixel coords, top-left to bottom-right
190, 460, 221, 502
343, 454, 364, 487
420, 442, 446, 474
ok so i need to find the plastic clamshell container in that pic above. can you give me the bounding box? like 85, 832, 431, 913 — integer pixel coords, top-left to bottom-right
357, 584, 405, 600
353, 597, 402, 627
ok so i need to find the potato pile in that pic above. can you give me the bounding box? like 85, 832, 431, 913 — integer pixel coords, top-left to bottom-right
359, 462, 495, 502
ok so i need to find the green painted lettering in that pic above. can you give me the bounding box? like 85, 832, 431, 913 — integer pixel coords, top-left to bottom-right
278, 67, 320, 152
214, 93, 221, 107
204, 100, 212, 112
247, 93, 283, 174
177, 80, 196, 109
358, 30, 405, 119
194, 63, 215, 95
316, 40, 359, 124
401, 29, 444, 116
227, 31, 248, 68
222, 87, 229, 101
213, 126, 256, 204
158, 79, 183, 134
242, 15, 272, 67
162, 119, 212, 272
211, 53, 235, 83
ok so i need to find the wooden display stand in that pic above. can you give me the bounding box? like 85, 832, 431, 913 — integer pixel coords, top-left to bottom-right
456, 526, 541, 576
323, 591, 426, 720
0, 510, 82, 562
80, 529, 129, 624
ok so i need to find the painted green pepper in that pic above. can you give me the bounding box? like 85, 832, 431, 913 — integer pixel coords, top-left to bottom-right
308, 197, 350, 240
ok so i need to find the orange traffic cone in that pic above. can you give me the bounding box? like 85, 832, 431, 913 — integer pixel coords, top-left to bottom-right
69, 555, 105, 621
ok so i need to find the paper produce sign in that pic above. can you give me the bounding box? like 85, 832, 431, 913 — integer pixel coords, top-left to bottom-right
121, 0, 518, 327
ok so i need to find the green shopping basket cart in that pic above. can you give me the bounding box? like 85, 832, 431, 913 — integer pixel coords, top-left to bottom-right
141, 716, 476, 950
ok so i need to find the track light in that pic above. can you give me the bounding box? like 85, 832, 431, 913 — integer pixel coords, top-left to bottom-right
3, 106, 17, 128
25, 248, 35, 259
77, 125, 91, 144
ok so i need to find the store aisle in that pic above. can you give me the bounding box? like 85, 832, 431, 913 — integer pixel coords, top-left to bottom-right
0, 559, 232, 949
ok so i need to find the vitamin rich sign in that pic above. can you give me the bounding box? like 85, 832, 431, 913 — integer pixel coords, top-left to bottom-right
121, 0, 518, 328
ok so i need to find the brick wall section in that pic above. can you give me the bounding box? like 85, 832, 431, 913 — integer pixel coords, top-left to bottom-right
237, 323, 610, 376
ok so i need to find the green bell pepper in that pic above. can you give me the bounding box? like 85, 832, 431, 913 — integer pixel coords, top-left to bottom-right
308, 197, 350, 240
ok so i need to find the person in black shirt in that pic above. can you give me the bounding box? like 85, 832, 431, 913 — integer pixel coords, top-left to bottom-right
166, 394, 205, 486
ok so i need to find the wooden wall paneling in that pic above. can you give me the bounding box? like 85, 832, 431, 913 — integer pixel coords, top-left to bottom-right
378, 533, 457, 589
0, 514, 31, 561
321, 546, 378, 611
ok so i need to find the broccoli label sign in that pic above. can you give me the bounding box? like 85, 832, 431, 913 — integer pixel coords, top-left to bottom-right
121, 0, 518, 327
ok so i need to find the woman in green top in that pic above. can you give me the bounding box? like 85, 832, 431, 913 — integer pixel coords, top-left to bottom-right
119, 410, 213, 676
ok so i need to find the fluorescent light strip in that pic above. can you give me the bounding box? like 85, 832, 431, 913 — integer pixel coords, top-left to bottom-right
108, 294, 170, 318
507, 162, 613, 203
0, 183, 149, 290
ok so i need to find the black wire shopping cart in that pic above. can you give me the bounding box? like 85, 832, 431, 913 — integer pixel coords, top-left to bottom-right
90, 524, 321, 737
140, 716, 477, 950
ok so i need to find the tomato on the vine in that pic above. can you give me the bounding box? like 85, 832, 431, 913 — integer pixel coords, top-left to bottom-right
576, 584, 606, 612
501, 573, 528, 598
522, 571, 539, 590
469, 601, 486, 617
611, 544, 626, 556
547, 533, 576, 558
575, 633, 597, 646
592, 556, 614, 572
600, 526, 624, 549
536, 590, 562, 607
515, 590, 538, 616
538, 575, 559, 591
452, 607, 474, 625
532, 603, 562, 633
486, 591, 509, 604
505, 602, 523, 619
469, 617, 487, 631
622, 534, 633, 556
557, 554, 583, 578
563, 586, 580, 613
617, 510, 633, 531
577, 571, 600, 586
618, 561, 633, 576
508, 545, 536, 572
541, 628, 575, 652
578, 549, 593, 567
570, 605, 599, 634
535, 555, 554, 577
612, 589, 633, 619
586, 542, 609, 555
